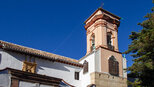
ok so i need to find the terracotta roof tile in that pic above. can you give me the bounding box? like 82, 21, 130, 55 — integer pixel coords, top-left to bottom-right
0, 40, 83, 67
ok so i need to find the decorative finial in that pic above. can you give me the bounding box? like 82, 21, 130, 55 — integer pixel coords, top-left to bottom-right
120, 17, 124, 20
100, 2, 104, 8
123, 54, 126, 58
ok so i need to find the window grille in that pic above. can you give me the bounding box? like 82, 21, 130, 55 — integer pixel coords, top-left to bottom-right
83, 60, 88, 74
75, 72, 79, 80
109, 56, 119, 76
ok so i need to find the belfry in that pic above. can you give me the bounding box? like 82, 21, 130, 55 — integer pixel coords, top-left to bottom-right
79, 7, 127, 87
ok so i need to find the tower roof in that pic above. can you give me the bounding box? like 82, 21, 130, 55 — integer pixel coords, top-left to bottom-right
84, 8, 121, 24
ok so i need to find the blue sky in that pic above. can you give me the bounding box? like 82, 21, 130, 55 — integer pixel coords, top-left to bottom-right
0, 0, 153, 67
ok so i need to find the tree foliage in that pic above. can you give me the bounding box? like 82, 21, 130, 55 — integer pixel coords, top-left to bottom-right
125, 1, 154, 87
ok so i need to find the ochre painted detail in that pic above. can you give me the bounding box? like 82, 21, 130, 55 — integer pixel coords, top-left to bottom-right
22, 61, 37, 73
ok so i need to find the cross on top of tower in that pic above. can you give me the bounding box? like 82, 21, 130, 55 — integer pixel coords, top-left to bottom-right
100, 2, 104, 8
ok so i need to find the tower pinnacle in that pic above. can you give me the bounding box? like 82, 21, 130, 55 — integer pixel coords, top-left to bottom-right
100, 2, 104, 8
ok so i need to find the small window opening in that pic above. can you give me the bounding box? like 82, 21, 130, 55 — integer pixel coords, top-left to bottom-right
107, 33, 114, 50
0, 54, 1, 64
83, 60, 88, 74
107, 33, 112, 46
91, 35, 95, 51
75, 72, 79, 80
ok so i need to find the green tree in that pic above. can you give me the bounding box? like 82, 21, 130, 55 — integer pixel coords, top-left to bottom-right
125, 1, 154, 87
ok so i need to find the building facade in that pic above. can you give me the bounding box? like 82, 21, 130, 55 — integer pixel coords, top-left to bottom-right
80, 8, 127, 87
0, 8, 127, 87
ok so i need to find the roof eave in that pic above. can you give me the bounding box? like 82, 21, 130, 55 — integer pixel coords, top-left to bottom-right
84, 8, 121, 24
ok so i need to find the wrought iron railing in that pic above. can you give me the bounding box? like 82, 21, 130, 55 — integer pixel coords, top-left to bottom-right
107, 44, 114, 51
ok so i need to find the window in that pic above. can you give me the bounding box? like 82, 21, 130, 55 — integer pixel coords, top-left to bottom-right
22, 61, 37, 73
108, 56, 119, 76
91, 35, 95, 51
83, 60, 88, 74
0, 54, 1, 64
107, 33, 112, 46
107, 32, 114, 50
22, 56, 37, 73
75, 72, 79, 80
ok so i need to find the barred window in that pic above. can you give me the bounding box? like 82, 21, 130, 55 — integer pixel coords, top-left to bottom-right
107, 32, 112, 46
83, 60, 88, 74
109, 56, 119, 76
0, 54, 1, 64
91, 34, 95, 51
75, 72, 79, 80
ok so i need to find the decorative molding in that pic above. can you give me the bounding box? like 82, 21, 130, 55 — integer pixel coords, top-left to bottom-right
84, 14, 120, 30
112, 37, 115, 39
96, 45, 122, 54
113, 24, 118, 31
84, 8, 121, 24
107, 31, 112, 34
86, 29, 90, 34
94, 20, 107, 28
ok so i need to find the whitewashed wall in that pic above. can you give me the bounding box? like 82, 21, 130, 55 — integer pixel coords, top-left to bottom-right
0, 49, 82, 87
79, 49, 101, 87
36, 58, 81, 87
19, 81, 38, 87
0, 70, 11, 87
19, 81, 54, 87
0, 49, 24, 70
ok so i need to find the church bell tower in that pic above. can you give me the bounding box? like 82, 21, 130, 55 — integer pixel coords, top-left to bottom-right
80, 7, 127, 87
85, 8, 120, 54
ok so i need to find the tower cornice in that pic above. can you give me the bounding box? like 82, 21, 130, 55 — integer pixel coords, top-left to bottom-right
94, 20, 107, 28
84, 8, 121, 24
84, 14, 120, 30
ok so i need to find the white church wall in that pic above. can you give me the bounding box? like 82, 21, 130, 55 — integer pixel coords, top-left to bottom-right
0, 49, 24, 70
0, 70, 11, 87
79, 49, 101, 87
94, 48, 101, 72
79, 52, 95, 87
19, 81, 37, 87
0, 50, 82, 87
36, 58, 81, 87
19, 81, 54, 87
40, 84, 54, 87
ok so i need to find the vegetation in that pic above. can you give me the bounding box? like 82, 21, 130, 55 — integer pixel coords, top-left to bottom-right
125, 1, 154, 87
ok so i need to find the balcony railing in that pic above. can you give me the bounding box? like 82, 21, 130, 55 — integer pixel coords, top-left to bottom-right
107, 44, 114, 51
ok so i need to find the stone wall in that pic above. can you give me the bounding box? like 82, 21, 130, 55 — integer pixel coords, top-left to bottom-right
90, 72, 127, 87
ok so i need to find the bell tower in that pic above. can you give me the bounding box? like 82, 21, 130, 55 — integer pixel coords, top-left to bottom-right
80, 7, 127, 87
85, 8, 120, 54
